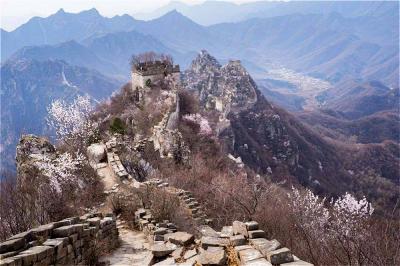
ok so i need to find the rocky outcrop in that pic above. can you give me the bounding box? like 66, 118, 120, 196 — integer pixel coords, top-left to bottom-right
15, 135, 56, 185
0, 213, 118, 266
87, 142, 106, 166
183, 51, 358, 195
184, 50, 257, 124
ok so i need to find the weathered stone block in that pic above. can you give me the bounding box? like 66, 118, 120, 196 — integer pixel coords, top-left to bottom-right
0, 256, 23, 266
67, 244, 73, 254
8, 231, 32, 242
165, 232, 194, 246
233, 221, 248, 237
238, 248, 264, 263
245, 221, 259, 231
69, 233, 79, 243
234, 245, 253, 253
23, 245, 54, 261
171, 246, 184, 260
248, 230, 266, 239
198, 225, 219, 237
267, 247, 294, 265
52, 224, 84, 238
220, 226, 234, 237
230, 235, 246, 246
0, 238, 26, 254
198, 249, 227, 265
43, 238, 68, 254
0, 251, 18, 260
150, 242, 177, 257
13, 252, 37, 265
87, 217, 101, 227
242, 257, 272, 266
183, 249, 197, 260
200, 236, 229, 248
30, 223, 54, 239
153, 227, 168, 235
250, 238, 281, 256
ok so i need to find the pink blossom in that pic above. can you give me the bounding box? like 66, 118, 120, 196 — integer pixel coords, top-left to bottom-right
182, 113, 212, 135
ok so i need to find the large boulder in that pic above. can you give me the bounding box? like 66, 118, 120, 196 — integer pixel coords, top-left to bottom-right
87, 143, 106, 164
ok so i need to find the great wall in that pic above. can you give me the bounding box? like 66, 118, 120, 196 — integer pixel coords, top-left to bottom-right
1, 134, 313, 266
0, 59, 313, 265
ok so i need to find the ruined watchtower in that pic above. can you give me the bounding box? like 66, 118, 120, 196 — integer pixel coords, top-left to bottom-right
131, 60, 180, 90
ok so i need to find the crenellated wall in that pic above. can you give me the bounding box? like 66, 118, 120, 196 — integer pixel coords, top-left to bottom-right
0, 213, 118, 266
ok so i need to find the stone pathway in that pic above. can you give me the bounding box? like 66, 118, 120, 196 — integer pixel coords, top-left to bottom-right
100, 220, 153, 266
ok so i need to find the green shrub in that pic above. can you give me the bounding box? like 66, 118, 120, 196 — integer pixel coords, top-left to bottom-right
145, 79, 151, 87
110, 117, 126, 134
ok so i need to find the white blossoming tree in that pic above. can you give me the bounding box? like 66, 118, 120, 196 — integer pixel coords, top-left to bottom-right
288, 187, 330, 235
37, 152, 85, 193
288, 187, 375, 265
287, 187, 330, 263
182, 113, 212, 136
47, 95, 98, 147
328, 192, 374, 265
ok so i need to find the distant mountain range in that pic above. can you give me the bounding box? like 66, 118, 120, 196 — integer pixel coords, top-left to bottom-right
2, 7, 398, 86
0, 59, 121, 171
296, 80, 399, 144
0, 3, 398, 172
134, 0, 398, 27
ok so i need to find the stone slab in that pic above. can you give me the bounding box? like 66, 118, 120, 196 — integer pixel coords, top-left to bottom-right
238, 248, 264, 263
233, 221, 248, 237
230, 235, 246, 246
165, 232, 194, 246
250, 238, 281, 256
198, 249, 227, 265
201, 236, 230, 248
267, 247, 294, 265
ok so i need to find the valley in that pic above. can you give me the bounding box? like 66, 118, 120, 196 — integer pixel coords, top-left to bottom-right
255, 65, 332, 111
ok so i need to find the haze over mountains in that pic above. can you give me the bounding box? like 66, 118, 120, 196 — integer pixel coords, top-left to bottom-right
2, 2, 398, 86
1, 1, 399, 173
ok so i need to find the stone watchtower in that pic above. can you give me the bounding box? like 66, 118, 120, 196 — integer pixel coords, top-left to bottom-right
131, 60, 180, 93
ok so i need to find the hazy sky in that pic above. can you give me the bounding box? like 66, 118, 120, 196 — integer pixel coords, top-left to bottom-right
0, 0, 261, 31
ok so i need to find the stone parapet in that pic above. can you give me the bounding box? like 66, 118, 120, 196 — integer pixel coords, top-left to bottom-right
0, 213, 119, 266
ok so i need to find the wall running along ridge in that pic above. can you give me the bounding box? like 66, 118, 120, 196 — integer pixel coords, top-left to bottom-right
100, 138, 313, 265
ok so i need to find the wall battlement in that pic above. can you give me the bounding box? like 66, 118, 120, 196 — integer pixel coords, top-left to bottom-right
0, 214, 118, 265
132, 60, 180, 76
131, 61, 180, 93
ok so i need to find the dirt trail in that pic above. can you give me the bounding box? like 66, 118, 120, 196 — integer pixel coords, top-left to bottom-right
100, 220, 153, 266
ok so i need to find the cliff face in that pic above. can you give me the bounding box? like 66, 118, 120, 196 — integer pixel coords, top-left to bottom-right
16, 135, 56, 185
184, 50, 257, 119
183, 51, 384, 197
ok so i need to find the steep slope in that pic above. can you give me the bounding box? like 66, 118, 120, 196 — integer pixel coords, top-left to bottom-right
297, 110, 400, 144
184, 51, 349, 193
183, 51, 399, 208
0, 59, 121, 171
318, 80, 399, 119
131, 10, 222, 54
208, 13, 398, 86
8, 40, 121, 78
1, 8, 138, 60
